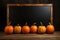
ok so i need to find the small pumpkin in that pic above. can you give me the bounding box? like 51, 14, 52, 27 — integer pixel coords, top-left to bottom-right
14, 24, 21, 33
4, 22, 13, 34
22, 22, 30, 34
46, 23, 55, 34
38, 22, 46, 34
30, 23, 37, 33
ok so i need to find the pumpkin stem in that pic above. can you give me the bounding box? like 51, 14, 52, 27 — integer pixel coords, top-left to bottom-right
8, 22, 11, 26
25, 22, 28, 25
49, 22, 51, 25
33, 22, 36, 25
40, 22, 43, 26
17, 24, 19, 26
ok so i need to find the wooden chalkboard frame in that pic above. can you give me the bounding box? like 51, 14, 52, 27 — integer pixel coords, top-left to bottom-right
7, 4, 53, 25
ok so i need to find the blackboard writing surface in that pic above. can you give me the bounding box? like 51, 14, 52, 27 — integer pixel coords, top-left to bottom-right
7, 4, 53, 26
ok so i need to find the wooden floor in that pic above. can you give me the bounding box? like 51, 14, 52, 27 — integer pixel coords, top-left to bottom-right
0, 32, 60, 40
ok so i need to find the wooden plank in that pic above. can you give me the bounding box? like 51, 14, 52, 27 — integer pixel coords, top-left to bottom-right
0, 32, 60, 40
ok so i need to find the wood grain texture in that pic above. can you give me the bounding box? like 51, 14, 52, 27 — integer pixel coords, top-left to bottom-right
1, 0, 52, 4
0, 32, 60, 40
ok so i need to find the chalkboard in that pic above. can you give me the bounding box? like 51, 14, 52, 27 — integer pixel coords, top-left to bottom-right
7, 4, 53, 26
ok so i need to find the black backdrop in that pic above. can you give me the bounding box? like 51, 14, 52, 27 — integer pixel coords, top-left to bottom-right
9, 6, 50, 26
0, 0, 60, 31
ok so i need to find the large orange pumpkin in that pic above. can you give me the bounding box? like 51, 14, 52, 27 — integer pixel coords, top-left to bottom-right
22, 22, 30, 34
14, 24, 21, 33
4, 25, 13, 34
46, 23, 55, 33
30, 23, 37, 33
38, 22, 46, 34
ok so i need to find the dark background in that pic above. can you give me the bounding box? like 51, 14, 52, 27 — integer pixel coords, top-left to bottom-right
10, 6, 50, 26
0, 0, 60, 31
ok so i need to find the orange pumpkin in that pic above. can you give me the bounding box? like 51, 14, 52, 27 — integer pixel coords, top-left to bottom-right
4, 25, 13, 34
22, 22, 30, 34
14, 24, 21, 33
30, 23, 37, 33
46, 23, 55, 33
38, 22, 46, 34
38, 26, 46, 33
